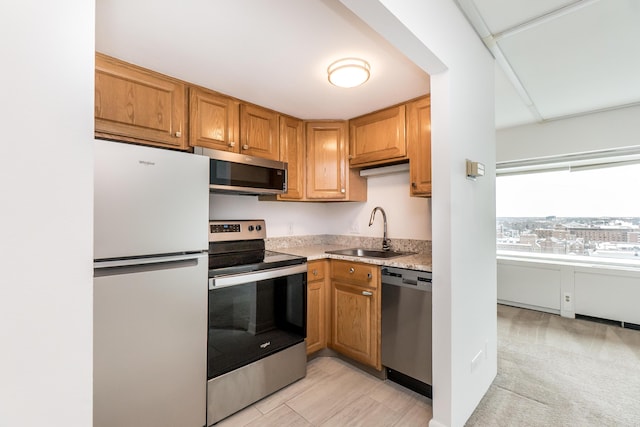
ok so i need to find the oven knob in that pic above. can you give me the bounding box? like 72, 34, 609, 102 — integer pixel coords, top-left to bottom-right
256, 225, 262, 231
248, 225, 254, 232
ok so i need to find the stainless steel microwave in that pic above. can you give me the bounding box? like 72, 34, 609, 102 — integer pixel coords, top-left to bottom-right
194, 147, 287, 195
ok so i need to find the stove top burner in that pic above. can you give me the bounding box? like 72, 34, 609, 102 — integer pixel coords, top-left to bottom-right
207, 220, 306, 278
208, 250, 306, 278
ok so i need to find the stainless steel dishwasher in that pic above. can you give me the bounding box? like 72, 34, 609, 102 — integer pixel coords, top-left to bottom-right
381, 266, 432, 398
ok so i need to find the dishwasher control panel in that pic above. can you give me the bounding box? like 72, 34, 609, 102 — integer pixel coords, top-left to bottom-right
381, 266, 432, 291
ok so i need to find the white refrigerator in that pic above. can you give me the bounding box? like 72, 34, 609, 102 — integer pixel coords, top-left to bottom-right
93, 140, 209, 427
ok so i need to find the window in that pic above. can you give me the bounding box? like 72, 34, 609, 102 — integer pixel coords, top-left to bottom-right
496, 160, 640, 265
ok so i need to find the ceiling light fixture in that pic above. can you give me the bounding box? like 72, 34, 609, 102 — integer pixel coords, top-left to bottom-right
327, 58, 370, 88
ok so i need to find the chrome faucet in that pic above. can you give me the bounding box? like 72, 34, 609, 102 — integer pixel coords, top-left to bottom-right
369, 206, 390, 251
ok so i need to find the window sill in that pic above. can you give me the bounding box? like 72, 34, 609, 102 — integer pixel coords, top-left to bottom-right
497, 250, 640, 272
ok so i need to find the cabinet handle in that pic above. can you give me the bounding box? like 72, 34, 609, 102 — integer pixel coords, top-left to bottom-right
175, 131, 182, 137
341, 188, 346, 193
228, 141, 236, 147
367, 273, 372, 279
412, 182, 417, 188
362, 291, 373, 296
242, 144, 249, 150
349, 267, 355, 274
312, 269, 318, 276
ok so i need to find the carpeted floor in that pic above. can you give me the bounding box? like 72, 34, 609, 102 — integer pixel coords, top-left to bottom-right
466, 305, 640, 426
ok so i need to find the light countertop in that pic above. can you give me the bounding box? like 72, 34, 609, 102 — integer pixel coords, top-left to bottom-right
277, 244, 432, 272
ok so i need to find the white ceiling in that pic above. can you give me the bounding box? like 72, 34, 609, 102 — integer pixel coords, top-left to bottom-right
457, 0, 640, 128
95, 0, 430, 121
95, 0, 640, 129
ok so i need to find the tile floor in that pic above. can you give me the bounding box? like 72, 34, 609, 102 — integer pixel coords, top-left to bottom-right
216, 356, 433, 426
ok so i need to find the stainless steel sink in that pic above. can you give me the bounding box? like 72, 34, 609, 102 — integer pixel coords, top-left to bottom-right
325, 248, 415, 259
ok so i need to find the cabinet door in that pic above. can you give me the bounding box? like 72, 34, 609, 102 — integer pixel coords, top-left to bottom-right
278, 116, 305, 200
240, 104, 279, 160
408, 96, 432, 197
331, 281, 379, 369
189, 87, 239, 152
95, 53, 187, 150
306, 121, 348, 199
306, 260, 327, 355
349, 105, 406, 167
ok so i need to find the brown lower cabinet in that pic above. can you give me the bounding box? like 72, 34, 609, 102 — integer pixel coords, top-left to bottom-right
306, 259, 381, 370
330, 260, 381, 370
306, 260, 329, 355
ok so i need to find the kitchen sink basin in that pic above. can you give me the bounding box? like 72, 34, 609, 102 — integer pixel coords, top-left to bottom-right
325, 248, 415, 259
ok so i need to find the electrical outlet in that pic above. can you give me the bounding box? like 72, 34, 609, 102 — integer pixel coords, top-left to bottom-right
471, 349, 483, 373
349, 222, 360, 234
563, 292, 573, 311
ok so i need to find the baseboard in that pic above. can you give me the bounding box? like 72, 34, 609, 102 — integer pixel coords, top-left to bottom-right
307, 348, 386, 380
497, 300, 560, 315
428, 418, 448, 427
576, 313, 640, 331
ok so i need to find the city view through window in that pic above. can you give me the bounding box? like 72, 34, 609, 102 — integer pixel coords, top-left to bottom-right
496, 163, 640, 263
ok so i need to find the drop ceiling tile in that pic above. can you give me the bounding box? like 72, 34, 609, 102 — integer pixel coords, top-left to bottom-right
494, 63, 539, 129
471, 0, 575, 34
497, 0, 640, 120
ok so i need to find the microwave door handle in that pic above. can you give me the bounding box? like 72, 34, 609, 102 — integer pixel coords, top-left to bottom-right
209, 264, 307, 290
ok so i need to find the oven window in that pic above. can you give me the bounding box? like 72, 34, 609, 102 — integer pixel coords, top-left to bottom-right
208, 272, 306, 379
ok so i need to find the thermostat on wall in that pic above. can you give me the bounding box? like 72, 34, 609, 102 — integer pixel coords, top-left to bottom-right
466, 160, 485, 180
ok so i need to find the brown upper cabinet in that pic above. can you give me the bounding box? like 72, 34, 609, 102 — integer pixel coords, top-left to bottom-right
95, 53, 188, 150
239, 104, 279, 161
306, 121, 367, 201
349, 104, 407, 168
189, 86, 239, 152
277, 116, 305, 200
190, 89, 279, 161
94, 53, 426, 199
407, 96, 432, 197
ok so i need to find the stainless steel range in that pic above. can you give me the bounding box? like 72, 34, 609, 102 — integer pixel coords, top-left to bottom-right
206, 220, 307, 425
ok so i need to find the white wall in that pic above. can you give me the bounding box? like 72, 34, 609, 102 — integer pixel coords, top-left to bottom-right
497, 257, 640, 325
341, 1, 497, 426
210, 170, 431, 240
497, 104, 640, 162
497, 258, 563, 313
0, 1, 94, 426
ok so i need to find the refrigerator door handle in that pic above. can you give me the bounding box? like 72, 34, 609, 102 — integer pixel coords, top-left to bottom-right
94, 253, 206, 277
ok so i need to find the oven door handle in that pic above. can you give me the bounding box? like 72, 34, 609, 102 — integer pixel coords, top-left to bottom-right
209, 263, 307, 289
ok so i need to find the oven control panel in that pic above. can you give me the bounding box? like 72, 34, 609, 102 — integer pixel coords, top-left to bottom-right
209, 219, 266, 242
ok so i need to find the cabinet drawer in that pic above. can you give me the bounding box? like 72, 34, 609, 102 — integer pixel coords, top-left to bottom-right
307, 260, 326, 282
331, 260, 378, 287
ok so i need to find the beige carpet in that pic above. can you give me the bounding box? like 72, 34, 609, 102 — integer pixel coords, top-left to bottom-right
466, 305, 640, 426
